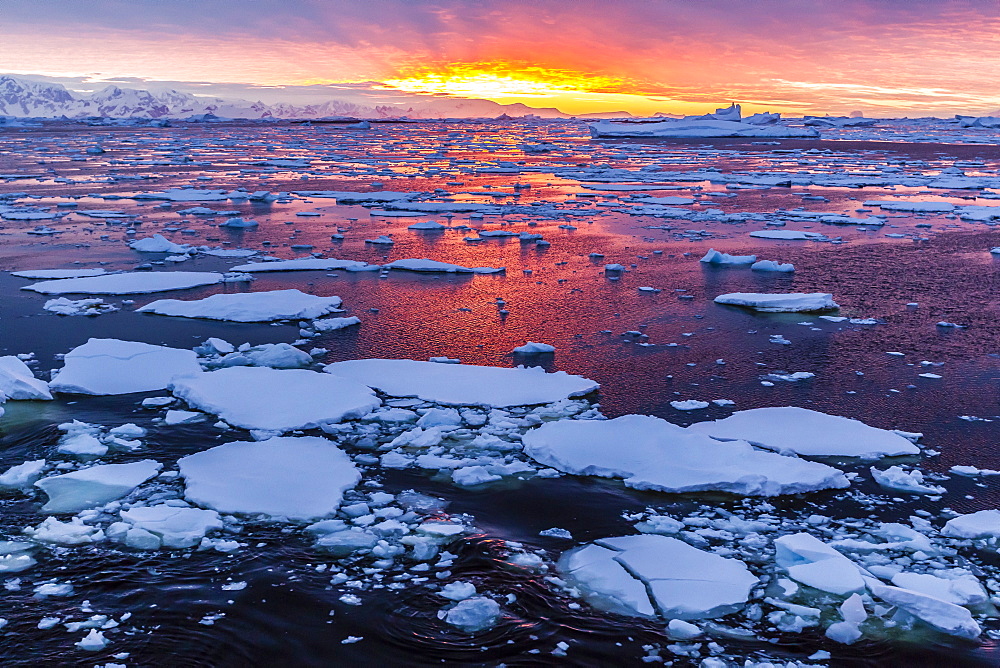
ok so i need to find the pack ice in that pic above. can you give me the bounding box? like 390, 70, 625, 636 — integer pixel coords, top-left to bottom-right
138, 289, 343, 322
50, 339, 202, 395
323, 359, 599, 407
522, 415, 849, 495
714, 293, 839, 312
560, 534, 758, 619
688, 407, 920, 458
170, 366, 380, 434
178, 437, 360, 520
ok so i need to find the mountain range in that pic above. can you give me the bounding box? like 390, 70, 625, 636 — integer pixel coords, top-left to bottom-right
0, 75, 632, 120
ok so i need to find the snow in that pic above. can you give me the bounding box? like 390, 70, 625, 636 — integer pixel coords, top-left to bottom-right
138, 289, 343, 322
170, 366, 379, 433
129, 234, 189, 253
0, 355, 52, 400
714, 293, 839, 312
178, 437, 360, 520
11, 268, 107, 279
941, 509, 1000, 539
50, 338, 202, 395
522, 415, 849, 496
34, 460, 162, 513
323, 359, 599, 407
118, 505, 223, 549
383, 258, 504, 274
23, 271, 224, 294
231, 258, 375, 272
773, 533, 865, 595
749, 230, 826, 240
589, 119, 818, 139
561, 534, 758, 619
700, 249, 756, 265
689, 407, 920, 458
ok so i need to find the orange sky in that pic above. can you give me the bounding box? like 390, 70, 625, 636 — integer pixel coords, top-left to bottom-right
3, 0, 1000, 116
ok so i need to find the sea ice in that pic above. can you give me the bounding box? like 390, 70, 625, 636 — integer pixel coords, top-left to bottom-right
714, 293, 839, 312
129, 234, 189, 253
749, 230, 826, 240
178, 437, 360, 521
138, 289, 343, 322
0, 355, 52, 400
117, 504, 224, 548
231, 258, 375, 272
689, 407, 919, 458
522, 415, 849, 496
35, 460, 162, 513
866, 581, 981, 639
561, 534, 758, 619
443, 596, 501, 632
23, 272, 225, 295
170, 366, 379, 433
323, 359, 598, 407
11, 268, 107, 279
700, 249, 756, 265
941, 510, 1000, 539
383, 258, 503, 273
773, 533, 865, 595
49, 339, 202, 395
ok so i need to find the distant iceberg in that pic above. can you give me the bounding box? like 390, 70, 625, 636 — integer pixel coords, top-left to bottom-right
589, 104, 818, 139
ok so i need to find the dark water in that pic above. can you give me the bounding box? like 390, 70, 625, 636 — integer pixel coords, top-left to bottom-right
0, 120, 999, 666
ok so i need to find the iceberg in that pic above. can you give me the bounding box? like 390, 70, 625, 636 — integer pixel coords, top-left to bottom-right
323, 359, 598, 407
138, 289, 344, 322
178, 437, 360, 520
589, 119, 818, 139
129, 234, 189, 253
522, 415, 849, 496
689, 406, 920, 458
700, 249, 756, 265
50, 338, 202, 395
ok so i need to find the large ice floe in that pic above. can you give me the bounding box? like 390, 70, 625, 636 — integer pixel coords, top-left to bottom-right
178, 437, 360, 520
10, 268, 107, 279
714, 292, 839, 312
22, 272, 226, 294
688, 406, 920, 458
522, 415, 848, 495
559, 534, 758, 619
323, 359, 599, 407
170, 366, 379, 435
34, 460, 162, 513
137, 289, 343, 322
49, 339, 202, 395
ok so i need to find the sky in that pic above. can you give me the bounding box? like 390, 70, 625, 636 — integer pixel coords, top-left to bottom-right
3, 0, 1000, 117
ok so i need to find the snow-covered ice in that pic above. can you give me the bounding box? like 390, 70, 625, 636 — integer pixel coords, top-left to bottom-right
522, 414, 849, 496
23, 272, 225, 295
323, 359, 598, 407
138, 289, 343, 322
170, 366, 379, 433
688, 406, 920, 458
34, 460, 162, 513
714, 293, 839, 312
49, 339, 202, 395
178, 437, 360, 520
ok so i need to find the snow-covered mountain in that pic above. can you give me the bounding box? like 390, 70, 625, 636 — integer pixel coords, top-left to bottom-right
0, 75, 573, 120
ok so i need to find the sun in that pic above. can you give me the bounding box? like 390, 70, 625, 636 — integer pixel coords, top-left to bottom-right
382, 63, 629, 100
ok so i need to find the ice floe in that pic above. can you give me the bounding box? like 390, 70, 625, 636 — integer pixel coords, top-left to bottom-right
49, 339, 202, 395
138, 289, 343, 322
688, 407, 920, 458
323, 359, 598, 407
522, 414, 849, 495
178, 437, 360, 520
34, 460, 162, 513
231, 258, 375, 272
170, 366, 379, 434
23, 272, 226, 295
714, 293, 838, 312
